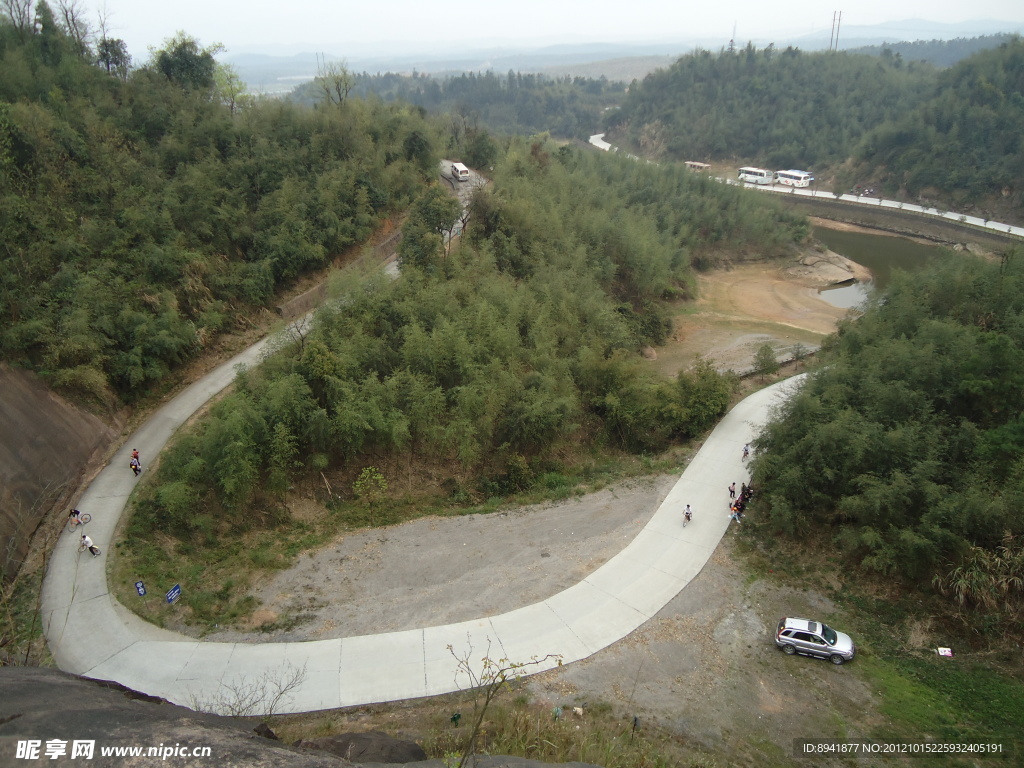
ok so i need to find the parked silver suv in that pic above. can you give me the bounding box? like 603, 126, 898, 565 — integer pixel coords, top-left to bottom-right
775, 617, 855, 665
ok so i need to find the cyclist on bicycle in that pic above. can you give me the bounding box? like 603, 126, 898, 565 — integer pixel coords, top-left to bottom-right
69, 509, 83, 526
81, 534, 100, 557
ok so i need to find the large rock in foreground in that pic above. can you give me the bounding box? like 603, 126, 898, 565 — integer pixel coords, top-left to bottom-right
0, 667, 346, 767
0, 669, 604, 768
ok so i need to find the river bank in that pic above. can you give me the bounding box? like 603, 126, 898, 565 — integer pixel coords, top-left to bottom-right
653, 248, 869, 377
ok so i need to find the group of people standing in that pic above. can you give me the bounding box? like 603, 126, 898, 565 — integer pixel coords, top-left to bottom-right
728, 480, 753, 524
683, 444, 755, 528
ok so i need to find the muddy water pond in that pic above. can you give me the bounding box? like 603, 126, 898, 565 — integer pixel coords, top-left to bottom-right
812, 226, 948, 308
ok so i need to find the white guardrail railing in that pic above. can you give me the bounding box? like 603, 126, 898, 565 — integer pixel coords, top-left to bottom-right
587, 134, 1024, 240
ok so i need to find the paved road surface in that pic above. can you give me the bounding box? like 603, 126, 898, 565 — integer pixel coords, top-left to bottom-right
40, 332, 805, 714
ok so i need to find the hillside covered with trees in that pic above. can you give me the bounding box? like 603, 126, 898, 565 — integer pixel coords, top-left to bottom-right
753, 250, 1024, 628
290, 69, 623, 142
847, 33, 1019, 68
605, 45, 934, 168
0, 10, 441, 405
853, 37, 1024, 208
608, 37, 1024, 219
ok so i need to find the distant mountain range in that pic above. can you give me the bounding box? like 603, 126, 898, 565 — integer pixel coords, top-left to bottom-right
227, 18, 1023, 95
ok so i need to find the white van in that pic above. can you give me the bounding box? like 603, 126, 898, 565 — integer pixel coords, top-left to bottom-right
451, 162, 470, 182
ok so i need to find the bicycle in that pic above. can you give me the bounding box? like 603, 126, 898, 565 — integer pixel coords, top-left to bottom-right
77, 542, 101, 556
68, 513, 92, 531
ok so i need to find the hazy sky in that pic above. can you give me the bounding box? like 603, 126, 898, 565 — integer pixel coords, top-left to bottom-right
86, 0, 1024, 58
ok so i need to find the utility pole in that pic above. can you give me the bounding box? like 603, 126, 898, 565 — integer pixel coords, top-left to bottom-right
729, 22, 736, 54
834, 12, 842, 51
829, 12, 837, 52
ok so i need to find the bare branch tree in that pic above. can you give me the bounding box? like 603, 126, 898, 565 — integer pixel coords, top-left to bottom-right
94, 0, 109, 40
1, 0, 33, 37
54, 0, 92, 55
189, 662, 308, 717
315, 55, 354, 107
448, 637, 561, 768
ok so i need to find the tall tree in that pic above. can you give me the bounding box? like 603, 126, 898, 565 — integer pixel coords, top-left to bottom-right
154, 32, 222, 90
97, 36, 130, 79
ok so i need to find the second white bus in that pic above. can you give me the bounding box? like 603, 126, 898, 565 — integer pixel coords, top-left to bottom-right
737, 167, 775, 185
776, 169, 814, 187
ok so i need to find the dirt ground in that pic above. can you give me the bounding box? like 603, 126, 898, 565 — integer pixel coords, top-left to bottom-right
206, 477, 879, 765
527, 531, 880, 765
198, 477, 675, 642
654, 247, 869, 377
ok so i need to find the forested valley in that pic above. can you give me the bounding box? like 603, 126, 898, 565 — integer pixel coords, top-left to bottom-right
6, 1, 1024, 641
2, 4, 814, 615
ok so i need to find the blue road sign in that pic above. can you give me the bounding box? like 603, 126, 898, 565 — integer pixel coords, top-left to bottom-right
134, 581, 146, 597
166, 584, 181, 604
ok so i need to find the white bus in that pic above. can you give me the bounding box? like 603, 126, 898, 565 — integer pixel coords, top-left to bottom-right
776, 169, 814, 187
737, 167, 775, 185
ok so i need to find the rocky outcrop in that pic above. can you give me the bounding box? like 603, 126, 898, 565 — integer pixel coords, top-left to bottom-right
0, 668, 348, 767
1, 669, 604, 768
295, 732, 427, 763
785, 249, 873, 287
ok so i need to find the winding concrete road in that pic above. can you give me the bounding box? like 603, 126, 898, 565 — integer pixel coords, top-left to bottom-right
41, 333, 804, 714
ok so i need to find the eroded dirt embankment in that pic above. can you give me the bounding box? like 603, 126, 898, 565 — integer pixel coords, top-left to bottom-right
0, 365, 117, 580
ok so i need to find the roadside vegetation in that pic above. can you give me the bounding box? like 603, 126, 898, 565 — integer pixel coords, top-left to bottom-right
853, 37, 1024, 207
752, 250, 1024, 635
740, 534, 1024, 766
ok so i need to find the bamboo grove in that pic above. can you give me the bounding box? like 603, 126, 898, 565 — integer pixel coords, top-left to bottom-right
136, 144, 807, 538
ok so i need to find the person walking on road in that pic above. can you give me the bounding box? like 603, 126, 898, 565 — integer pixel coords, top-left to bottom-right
742, 444, 750, 459
728, 482, 736, 500
683, 505, 693, 526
